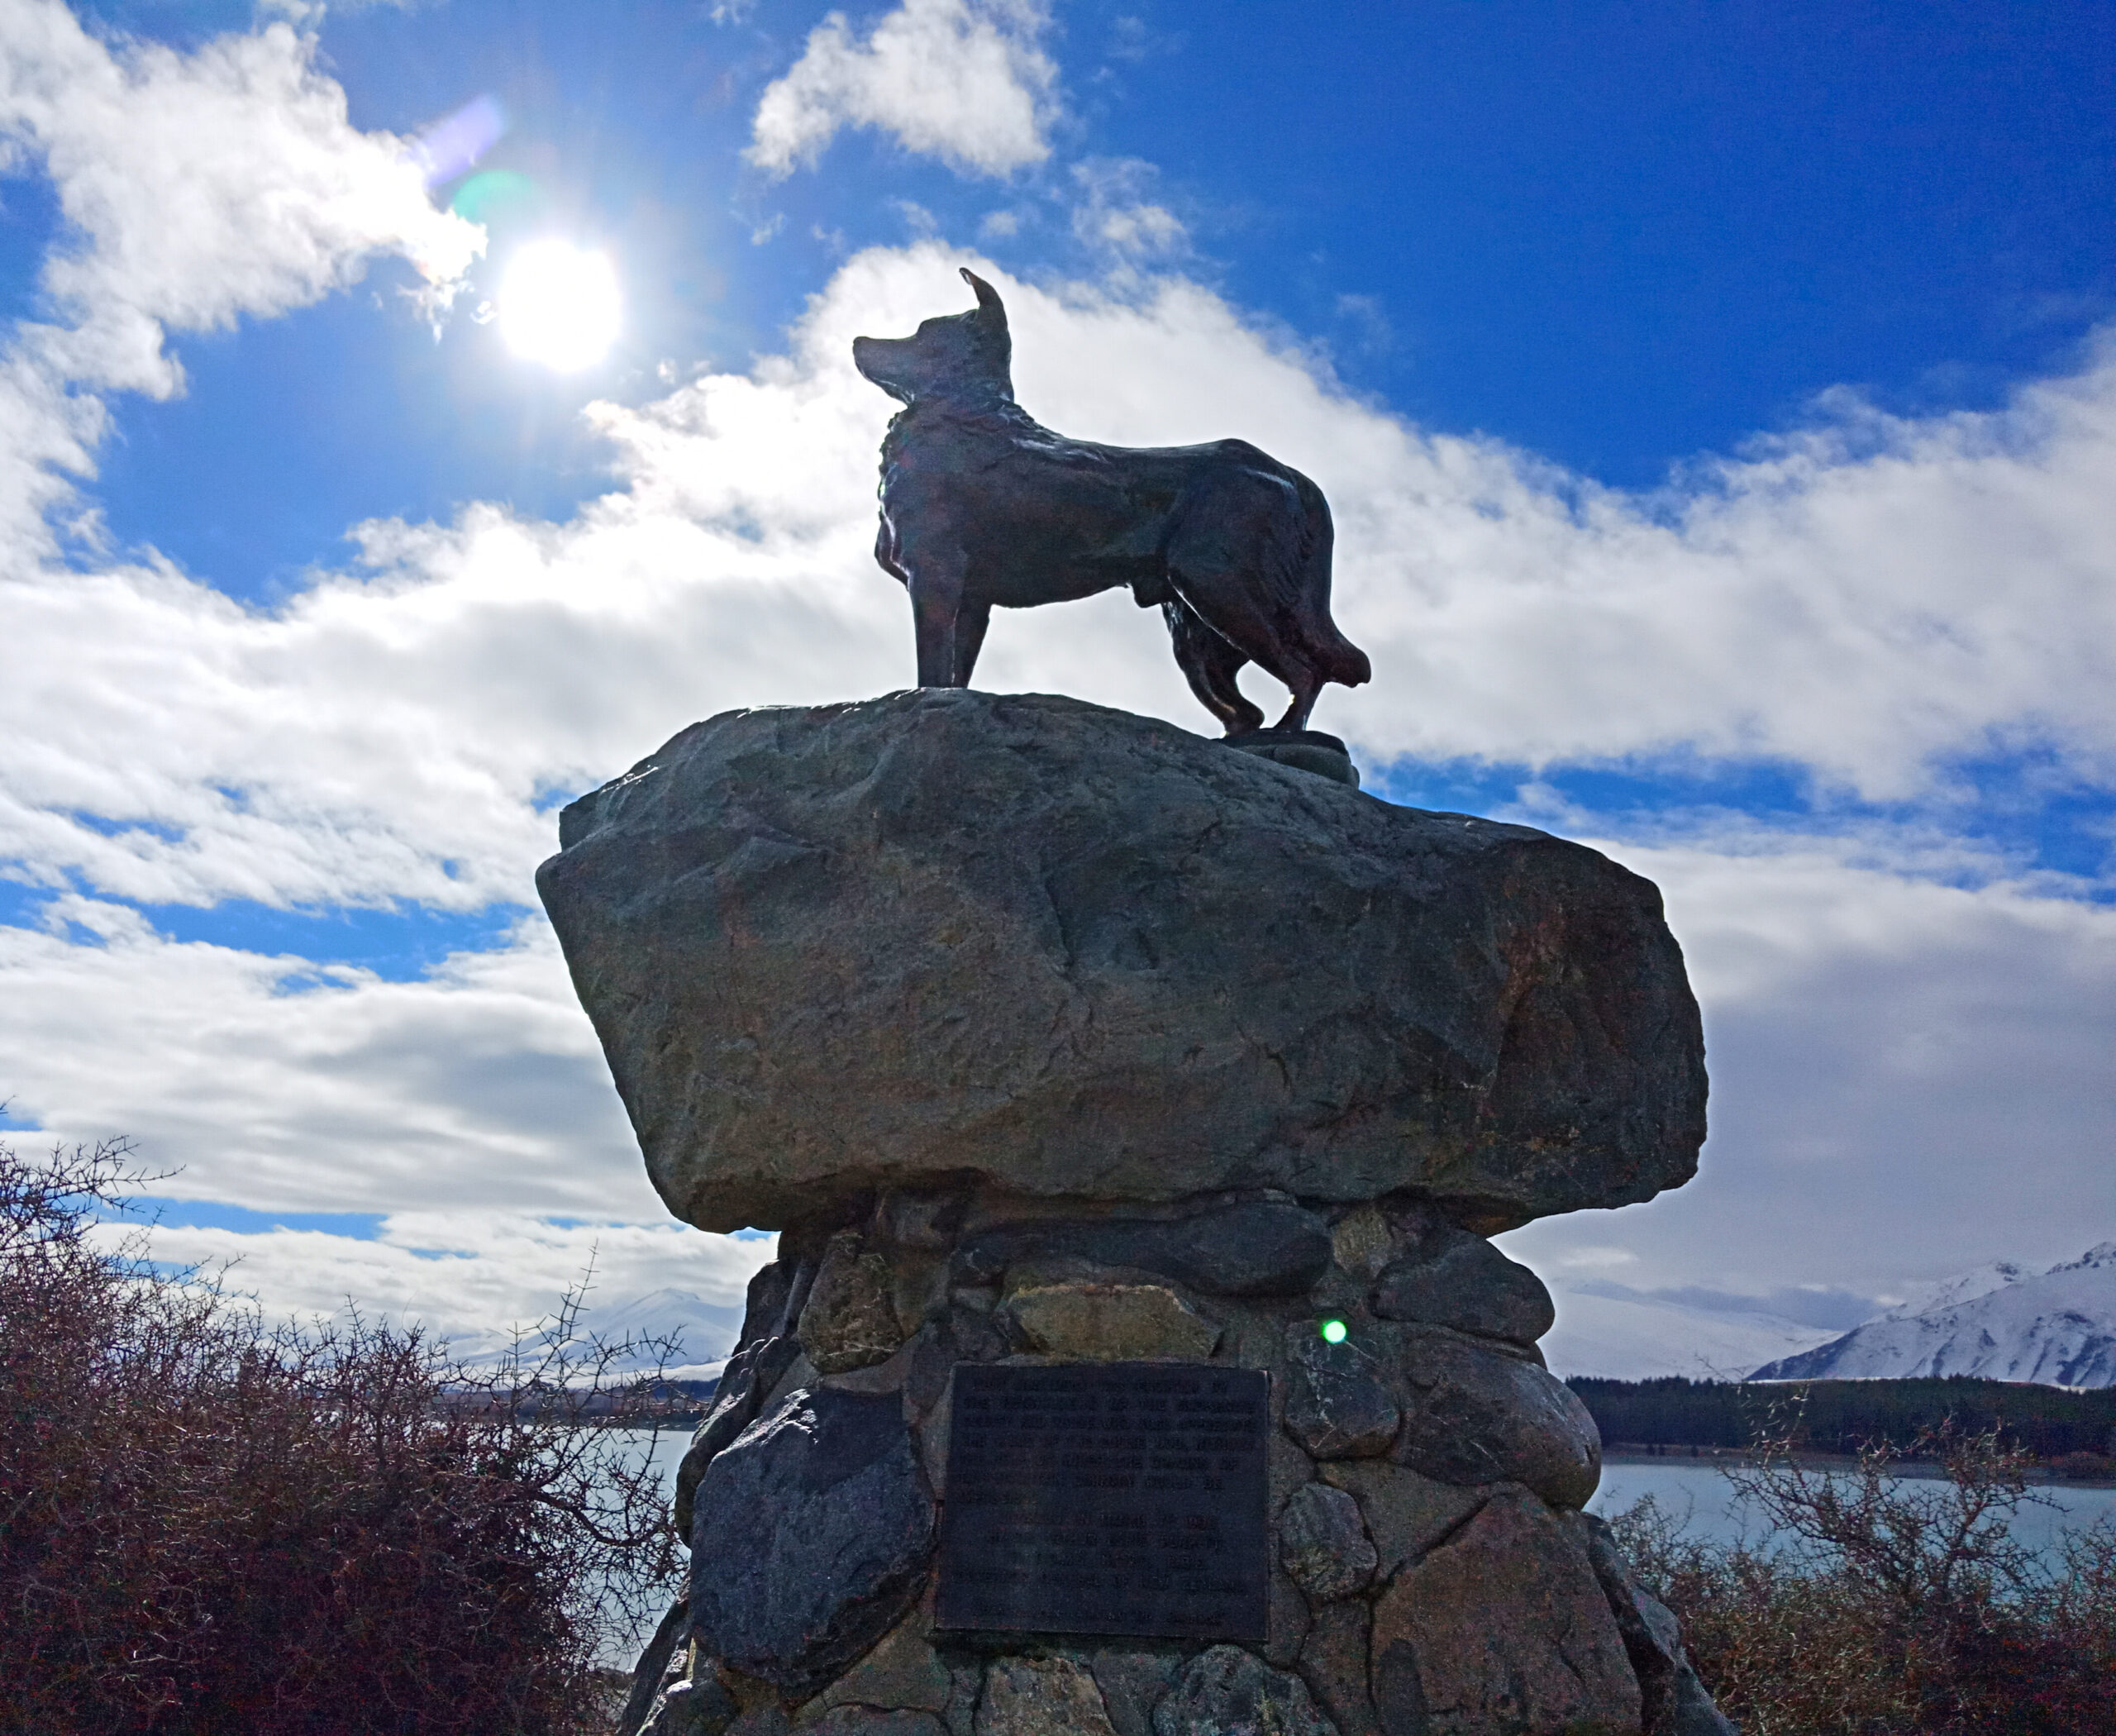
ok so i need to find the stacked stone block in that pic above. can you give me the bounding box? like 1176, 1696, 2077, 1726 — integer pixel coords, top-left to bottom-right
630, 1193, 1728, 1735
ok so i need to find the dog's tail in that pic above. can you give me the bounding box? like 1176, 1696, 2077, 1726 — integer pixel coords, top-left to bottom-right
1291, 475, 1372, 689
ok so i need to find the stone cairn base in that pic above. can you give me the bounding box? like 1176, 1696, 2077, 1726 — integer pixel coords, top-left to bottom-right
622, 1190, 1732, 1736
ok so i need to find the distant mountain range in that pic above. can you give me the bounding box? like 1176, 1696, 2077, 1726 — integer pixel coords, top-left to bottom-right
1751, 1243, 2116, 1385
1536, 1286, 1844, 1383
459, 1287, 745, 1383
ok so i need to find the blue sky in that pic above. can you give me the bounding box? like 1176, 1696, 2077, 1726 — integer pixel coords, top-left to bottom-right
2, 0, 2111, 1372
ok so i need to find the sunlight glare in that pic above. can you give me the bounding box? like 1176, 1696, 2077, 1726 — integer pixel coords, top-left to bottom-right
497, 240, 620, 372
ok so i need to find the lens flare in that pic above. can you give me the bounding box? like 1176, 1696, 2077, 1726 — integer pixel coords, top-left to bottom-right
451, 170, 540, 227
407, 95, 507, 188
1320, 1318, 1348, 1344
497, 241, 620, 372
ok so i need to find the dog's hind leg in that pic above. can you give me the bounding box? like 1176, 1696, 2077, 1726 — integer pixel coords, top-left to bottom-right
1270, 654, 1323, 732
952, 600, 992, 685
1165, 598, 1265, 736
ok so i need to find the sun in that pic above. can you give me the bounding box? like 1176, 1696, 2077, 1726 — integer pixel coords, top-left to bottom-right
496, 240, 620, 372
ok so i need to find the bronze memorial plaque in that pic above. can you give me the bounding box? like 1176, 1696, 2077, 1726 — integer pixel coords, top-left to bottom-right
935, 1362, 1270, 1641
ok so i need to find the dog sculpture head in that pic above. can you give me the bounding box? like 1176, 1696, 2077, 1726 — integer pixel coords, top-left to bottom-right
853, 268, 1013, 408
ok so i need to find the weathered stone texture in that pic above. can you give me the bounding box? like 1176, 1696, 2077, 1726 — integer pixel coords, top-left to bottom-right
1087, 1652, 1183, 1736
1153, 1646, 1339, 1736
1299, 1602, 1379, 1736
1370, 1223, 1555, 1347
1389, 1330, 1602, 1509
975, 1657, 1119, 1736
538, 690, 1707, 1232
954, 1202, 1332, 1298
1370, 1491, 1640, 1736
1580, 1514, 1737, 1736
1284, 1330, 1401, 1460
643, 1675, 740, 1736
1003, 1281, 1221, 1360
803, 1604, 951, 1719
804, 1712, 947, 1736
1279, 1483, 1379, 1602
801, 1231, 907, 1374
1316, 1462, 1489, 1581
690, 1388, 936, 1692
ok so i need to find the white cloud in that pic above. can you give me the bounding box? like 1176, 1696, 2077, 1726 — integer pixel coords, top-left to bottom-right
1069, 156, 1185, 261
8, 246, 2116, 917
2, 904, 646, 1214
747, 0, 1058, 179
0, 0, 481, 557
93, 1210, 774, 1362
1499, 832, 2116, 1300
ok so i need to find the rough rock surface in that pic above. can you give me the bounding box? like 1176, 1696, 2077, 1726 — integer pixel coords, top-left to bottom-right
975, 1657, 1119, 1736
1370, 1224, 1556, 1347
538, 690, 1707, 1232
1004, 1281, 1222, 1360
953, 1202, 1332, 1298
1088, 1652, 1184, 1736
674, 1332, 805, 1538
1389, 1329, 1602, 1509
1153, 1646, 1339, 1736
801, 1232, 907, 1374
1316, 1462, 1489, 1581
691, 1388, 936, 1692
1581, 1515, 1738, 1736
805, 1712, 946, 1736
644, 1676, 741, 1736
1370, 1492, 1640, 1736
1299, 1603, 1379, 1736
1279, 1483, 1379, 1601
1284, 1331, 1401, 1459
806, 1605, 951, 1718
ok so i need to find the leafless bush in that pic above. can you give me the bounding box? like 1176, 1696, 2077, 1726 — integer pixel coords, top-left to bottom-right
1609, 1408, 2116, 1735
1, 1134, 687, 1735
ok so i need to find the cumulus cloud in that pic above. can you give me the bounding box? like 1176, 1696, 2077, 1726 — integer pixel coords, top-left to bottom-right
2, 904, 641, 1214
747, 0, 1058, 179
1069, 157, 1186, 262
94, 1210, 774, 1363
1500, 832, 2116, 1296
10, 246, 2116, 918
0, 0, 481, 556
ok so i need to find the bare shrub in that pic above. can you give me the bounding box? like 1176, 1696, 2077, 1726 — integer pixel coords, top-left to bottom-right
1, 1135, 687, 1735
1609, 1408, 2116, 1735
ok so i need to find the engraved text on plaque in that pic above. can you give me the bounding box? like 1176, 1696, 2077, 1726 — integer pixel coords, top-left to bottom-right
935, 1362, 1270, 1640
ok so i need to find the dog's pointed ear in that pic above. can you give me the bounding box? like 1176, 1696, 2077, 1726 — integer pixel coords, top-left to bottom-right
960, 268, 1008, 329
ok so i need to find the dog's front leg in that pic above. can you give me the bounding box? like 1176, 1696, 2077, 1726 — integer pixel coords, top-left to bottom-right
908, 554, 968, 688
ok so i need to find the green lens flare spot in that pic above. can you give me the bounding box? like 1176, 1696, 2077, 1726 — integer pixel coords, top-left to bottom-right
1319, 1318, 1348, 1345
450, 169, 541, 227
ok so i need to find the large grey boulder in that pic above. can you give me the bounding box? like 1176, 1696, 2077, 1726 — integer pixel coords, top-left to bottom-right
538, 690, 1706, 1233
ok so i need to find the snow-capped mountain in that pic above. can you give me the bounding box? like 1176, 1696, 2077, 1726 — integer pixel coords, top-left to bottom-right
1538, 1286, 1844, 1381
458, 1287, 745, 1382
1876, 1260, 2036, 1323
1752, 1243, 2116, 1385
585, 1288, 745, 1380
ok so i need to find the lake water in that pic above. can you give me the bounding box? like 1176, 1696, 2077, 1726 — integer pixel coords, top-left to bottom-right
599, 1434, 2116, 1669
1593, 1457, 2116, 1564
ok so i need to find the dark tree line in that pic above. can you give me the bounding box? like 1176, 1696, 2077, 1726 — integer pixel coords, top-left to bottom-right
1570, 1375, 2116, 1461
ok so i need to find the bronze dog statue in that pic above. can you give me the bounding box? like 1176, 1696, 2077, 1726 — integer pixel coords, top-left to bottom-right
853, 269, 1370, 735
